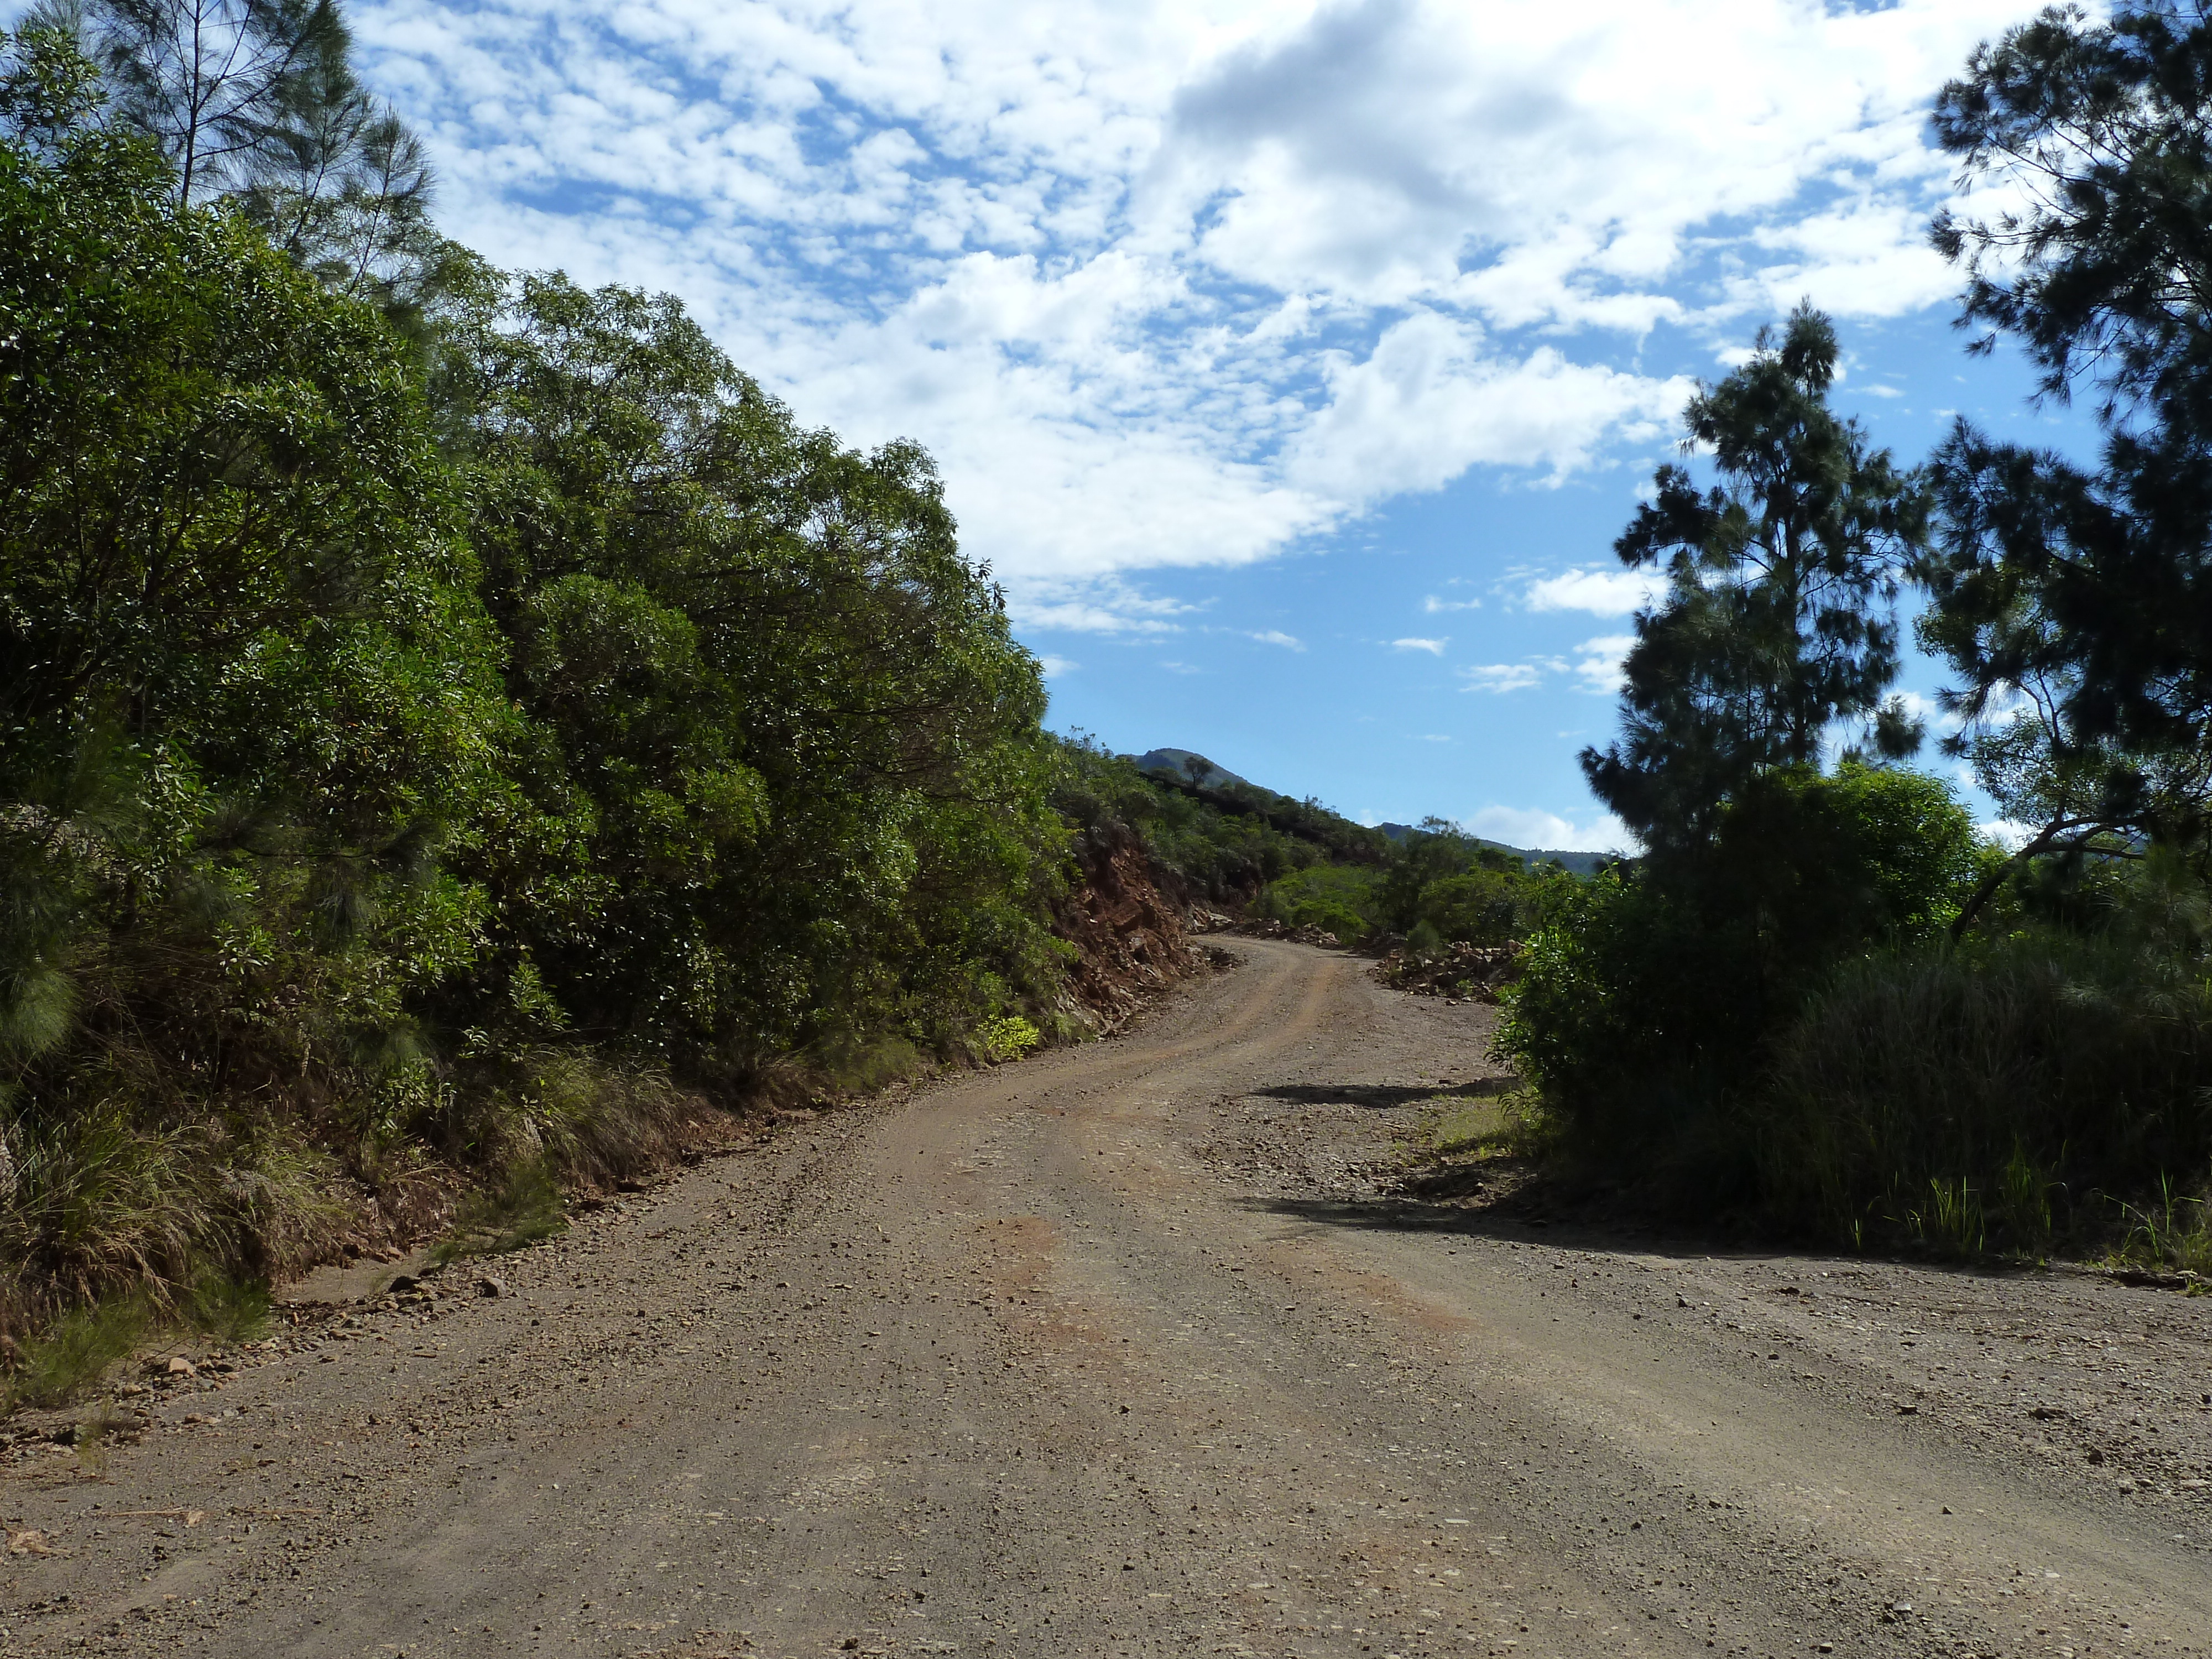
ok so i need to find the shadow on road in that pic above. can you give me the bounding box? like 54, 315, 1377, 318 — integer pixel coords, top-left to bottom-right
1247, 1192, 2073, 1280
1249, 1192, 1615, 1247
1254, 1077, 1517, 1111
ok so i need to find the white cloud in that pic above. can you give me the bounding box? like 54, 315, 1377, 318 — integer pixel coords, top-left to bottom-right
1455, 636, 1631, 695
1391, 637, 1447, 654
1464, 805, 1632, 854
1571, 634, 1637, 694
1462, 663, 1544, 694
1423, 594, 1481, 613
345, 0, 2044, 592
1525, 567, 1668, 617
1285, 313, 1691, 498
1413, 733, 1452, 742
1035, 655, 1078, 678
1249, 629, 1306, 650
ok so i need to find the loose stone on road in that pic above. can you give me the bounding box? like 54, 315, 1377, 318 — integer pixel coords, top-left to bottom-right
3, 940, 2208, 1657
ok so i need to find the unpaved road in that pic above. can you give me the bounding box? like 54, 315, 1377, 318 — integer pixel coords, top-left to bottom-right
4, 940, 2210, 1658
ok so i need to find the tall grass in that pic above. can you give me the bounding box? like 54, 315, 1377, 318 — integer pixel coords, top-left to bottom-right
1761, 936, 2212, 1256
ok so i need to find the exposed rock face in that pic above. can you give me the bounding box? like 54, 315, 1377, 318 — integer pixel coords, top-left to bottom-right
1054, 823, 1205, 1033
1370, 941, 1522, 1001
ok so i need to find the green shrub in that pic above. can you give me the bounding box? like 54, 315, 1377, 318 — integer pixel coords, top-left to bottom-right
1494, 763, 1984, 1202
975, 1015, 1041, 1063
1761, 935, 2212, 1252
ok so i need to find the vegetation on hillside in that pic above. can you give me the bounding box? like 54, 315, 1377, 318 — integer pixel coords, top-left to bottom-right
0, 9, 1067, 1366
1497, 1, 2212, 1268
1053, 739, 1378, 905
1052, 744, 1571, 956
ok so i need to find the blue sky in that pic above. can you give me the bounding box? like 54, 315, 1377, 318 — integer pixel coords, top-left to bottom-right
332, 0, 2099, 848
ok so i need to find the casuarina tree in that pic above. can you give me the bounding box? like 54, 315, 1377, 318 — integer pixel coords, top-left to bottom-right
30, 0, 448, 316
1582, 305, 1928, 852
1923, 0, 2212, 906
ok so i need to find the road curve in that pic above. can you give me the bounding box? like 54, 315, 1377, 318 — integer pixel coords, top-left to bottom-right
3, 939, 2208, 1659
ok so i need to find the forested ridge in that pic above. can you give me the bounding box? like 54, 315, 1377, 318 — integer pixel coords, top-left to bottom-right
0, 2, 1131, 1374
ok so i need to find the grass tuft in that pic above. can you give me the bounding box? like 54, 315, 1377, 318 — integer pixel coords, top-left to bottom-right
5, 1295, 151, 1410
184, 1270, 272, 1344
430, 1161, 567, 1265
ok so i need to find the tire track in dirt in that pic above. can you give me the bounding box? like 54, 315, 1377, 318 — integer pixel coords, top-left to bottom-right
2, 940, 2206, 1659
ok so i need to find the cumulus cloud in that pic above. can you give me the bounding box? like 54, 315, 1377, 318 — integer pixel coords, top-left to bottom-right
1249, 629, 1306, 650
1464, 805, 1633, 854
1525, 567, 1668, 617
344, 0, 2041, 591
1423, 594, 1481, 613
1391, 637, 1448, 654
1462, 663, 1545, 694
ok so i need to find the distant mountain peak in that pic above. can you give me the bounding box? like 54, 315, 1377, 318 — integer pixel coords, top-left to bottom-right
1134, 748, 1247, 791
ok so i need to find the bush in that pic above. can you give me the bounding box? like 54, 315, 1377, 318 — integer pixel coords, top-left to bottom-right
1762, 926, 2212, 1255
975, 1015, 1041, 1063
1258, 864, 1384, 938
1494, 763, 1983, 1202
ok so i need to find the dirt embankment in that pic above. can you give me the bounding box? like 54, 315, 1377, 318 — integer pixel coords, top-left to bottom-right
1051, 820, 1208, 1032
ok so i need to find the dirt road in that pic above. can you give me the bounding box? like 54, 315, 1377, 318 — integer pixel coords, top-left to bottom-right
4, 940, 2209, 1658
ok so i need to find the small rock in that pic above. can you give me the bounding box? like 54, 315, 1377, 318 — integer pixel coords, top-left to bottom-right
475, 1276, 508, 1299
2117, 1479, 2137, 1494
1896, 1404, 1918, 1415
2087, 1447, 2106, 1465
164, 1357, 196, 1379
388, 1274, 420, 1293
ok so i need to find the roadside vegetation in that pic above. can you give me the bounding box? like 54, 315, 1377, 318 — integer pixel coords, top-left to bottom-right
12, 0, 2212, 1406
1495, 2, 2212, 1270
0, 3, 1084, 1382
1052, 738, 1387, 909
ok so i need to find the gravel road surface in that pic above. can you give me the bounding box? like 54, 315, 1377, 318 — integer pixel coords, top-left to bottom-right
4, 940, 2208, 1659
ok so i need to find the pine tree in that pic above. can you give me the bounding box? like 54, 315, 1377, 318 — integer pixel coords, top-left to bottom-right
1582, 305, 1927, 851
1923, 0, 2212, 886
36, 0, 450, 313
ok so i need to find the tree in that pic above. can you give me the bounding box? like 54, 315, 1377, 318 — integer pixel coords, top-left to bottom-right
1, 25, 507, 1177
430, 272, 1065, 1072
36, 0, 448, 315
48, 0, 343, 209
1582, 305, 1928, 851
1923, 1, 2212, 900
229, 31, 444, 312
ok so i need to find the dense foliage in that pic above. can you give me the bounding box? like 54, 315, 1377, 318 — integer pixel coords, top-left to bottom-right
1052, 740, 1383, 906
1499, 765, 1985, 1197
1256, 822, 1568, 951
0, 19, 1063, 1346
1500, 6, 2212, 1260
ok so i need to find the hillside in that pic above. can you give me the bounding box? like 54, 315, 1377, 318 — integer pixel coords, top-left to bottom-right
1103, 747, 1579, 949
1375, 824, 1616, 878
